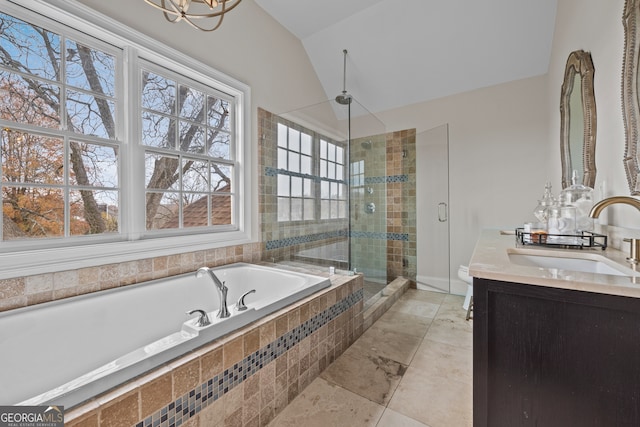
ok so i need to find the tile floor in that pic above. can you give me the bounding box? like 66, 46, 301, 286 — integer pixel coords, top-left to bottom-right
267, 289, 473, 427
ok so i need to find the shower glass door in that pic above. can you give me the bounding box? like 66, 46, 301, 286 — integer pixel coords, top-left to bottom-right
416, 125, 450, 292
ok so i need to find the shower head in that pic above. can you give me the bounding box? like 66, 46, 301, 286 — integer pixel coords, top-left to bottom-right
335, 93, 352, 105
335, 49, 352, 105
361, 140, 372, 149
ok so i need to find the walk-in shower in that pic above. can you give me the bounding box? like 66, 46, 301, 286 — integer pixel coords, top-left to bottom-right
259, 50, 417, 308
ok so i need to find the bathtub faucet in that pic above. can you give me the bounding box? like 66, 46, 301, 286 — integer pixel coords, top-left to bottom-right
196, 267, 230, 318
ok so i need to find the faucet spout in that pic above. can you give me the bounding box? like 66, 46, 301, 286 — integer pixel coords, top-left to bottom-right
589, 196, 640, 218
196, 266, 226, 291
195, 267, 230, 318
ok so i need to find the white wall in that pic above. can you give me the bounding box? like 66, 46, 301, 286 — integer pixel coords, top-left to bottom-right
547, 0, 638, 229
375, 77, 551, 293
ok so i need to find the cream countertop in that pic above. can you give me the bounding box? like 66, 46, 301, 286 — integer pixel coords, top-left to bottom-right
469, 229, 640, 299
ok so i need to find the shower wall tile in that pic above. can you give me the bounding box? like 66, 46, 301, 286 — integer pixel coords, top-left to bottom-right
258, 108, 349, 265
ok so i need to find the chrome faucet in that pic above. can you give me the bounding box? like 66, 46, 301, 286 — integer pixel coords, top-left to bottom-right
196, 267, 230, 318
186, 309, 211, 327
589, 196, 640, 264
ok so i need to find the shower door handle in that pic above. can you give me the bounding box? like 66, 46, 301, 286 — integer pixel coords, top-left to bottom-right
438, 202, 448, 222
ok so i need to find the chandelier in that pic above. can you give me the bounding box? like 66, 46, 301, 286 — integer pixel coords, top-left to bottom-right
144, 0, 242, 32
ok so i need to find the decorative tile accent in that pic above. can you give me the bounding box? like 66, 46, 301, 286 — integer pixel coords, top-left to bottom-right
264, 166, 347, 185
136, 288, 364, 427
266, 231, 408, 250
265, 230, 348, 250
363, 174, 408, 184
350, 232, 409, 242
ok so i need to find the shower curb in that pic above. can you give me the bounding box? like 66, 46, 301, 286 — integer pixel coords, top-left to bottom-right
362, 277, 410, 331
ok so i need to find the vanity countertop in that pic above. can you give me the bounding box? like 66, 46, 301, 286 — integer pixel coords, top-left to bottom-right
469, 229, 640, 299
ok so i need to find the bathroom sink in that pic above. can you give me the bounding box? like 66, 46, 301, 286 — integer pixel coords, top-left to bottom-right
507, 249, 639, 277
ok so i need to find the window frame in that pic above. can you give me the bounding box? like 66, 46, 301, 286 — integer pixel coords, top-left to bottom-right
0, 0, 252, 279
275, 118, 347, 224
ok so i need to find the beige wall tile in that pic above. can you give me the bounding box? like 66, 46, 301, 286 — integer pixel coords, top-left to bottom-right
99, 393, 138, 427
25, 274, 53, 294
244, 329, 260, 356
140, 374, 172, 419
259, 320, 275, 347
66, 413, 99, 427
223, 336, 244, 370
201, 347, 223, 381
173, 358, 200, 398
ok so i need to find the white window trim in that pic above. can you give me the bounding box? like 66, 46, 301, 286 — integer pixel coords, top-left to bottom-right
0, 0, 253, 279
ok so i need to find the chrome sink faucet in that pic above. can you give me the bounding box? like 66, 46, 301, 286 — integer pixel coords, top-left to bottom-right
196, 267, 230, 318
589, 196, 640, 264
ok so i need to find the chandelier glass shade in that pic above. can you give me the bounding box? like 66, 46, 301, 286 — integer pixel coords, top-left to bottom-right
144, 0, 242, 32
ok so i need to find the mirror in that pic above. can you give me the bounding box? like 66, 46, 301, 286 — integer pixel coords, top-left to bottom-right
623, 0, 640, 194
560, 50, 597, 189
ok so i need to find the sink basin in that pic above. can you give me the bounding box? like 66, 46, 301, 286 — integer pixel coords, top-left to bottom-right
508, 249, 639, 277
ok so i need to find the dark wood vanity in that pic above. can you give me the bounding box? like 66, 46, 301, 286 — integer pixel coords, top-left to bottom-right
473, 277, 640, 426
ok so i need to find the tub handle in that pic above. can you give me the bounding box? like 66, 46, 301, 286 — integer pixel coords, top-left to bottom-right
186, 309, 211, 327
237, 289, 256, 311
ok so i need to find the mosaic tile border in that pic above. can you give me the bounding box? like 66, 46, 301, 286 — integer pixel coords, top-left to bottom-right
364, 174, 409, 184
264, 166, 347, 185
265, 230, 348, 250
136, 288, 364, 427
264, 168, 407, 185
265, 230, 408, 250
351, 231, 409, 241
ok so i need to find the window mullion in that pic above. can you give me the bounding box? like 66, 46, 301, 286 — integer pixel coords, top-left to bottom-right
123, 47, 141, 238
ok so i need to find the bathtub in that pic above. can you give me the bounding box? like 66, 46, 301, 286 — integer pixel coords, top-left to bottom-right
0, 263, 330, 408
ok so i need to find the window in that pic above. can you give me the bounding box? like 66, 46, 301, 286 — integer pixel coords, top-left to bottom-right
140, 62, 235, 230
276, 121, 346, 222
319, 139, 346, 220
0, 12, 120, 241
0, 1, 250, 274
277, 123, 314, 221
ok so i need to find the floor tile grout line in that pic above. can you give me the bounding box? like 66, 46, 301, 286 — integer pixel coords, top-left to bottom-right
267, 290, 471, 426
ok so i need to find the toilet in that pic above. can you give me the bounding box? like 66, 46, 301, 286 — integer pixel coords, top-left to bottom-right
458, 265, 473, 320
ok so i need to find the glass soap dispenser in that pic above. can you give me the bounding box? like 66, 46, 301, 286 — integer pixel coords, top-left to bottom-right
533, 181, 556, 228
559, 170, 594, 232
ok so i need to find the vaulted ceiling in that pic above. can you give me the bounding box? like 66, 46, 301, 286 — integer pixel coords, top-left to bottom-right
255, 0, 558, 115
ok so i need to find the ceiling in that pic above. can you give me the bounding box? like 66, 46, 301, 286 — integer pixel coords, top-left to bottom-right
254, 0, 558, 115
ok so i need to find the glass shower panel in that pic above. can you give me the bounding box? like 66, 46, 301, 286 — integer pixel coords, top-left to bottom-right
271, 98, 387, 307
416, 125, 450, 292
349, 133, 388, 290
273, 99, 351, 270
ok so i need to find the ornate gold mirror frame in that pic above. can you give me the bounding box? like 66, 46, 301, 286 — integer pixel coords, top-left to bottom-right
623, 0, 640, 194
560, 50, 597, 189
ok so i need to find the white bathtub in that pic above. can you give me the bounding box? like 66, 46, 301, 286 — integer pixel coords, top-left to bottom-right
0, 263, 330, 408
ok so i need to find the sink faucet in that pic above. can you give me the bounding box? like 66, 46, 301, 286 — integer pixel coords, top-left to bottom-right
589, 196, 640, 264
196, 267, 230, 318
589, 196, 640, 218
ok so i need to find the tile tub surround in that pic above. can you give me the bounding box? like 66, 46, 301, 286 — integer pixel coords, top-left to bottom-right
0, 242, 263, 313
64, 273, 364, 427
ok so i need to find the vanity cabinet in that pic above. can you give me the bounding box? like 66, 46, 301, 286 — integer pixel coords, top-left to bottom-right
473, 277, 640, 427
